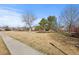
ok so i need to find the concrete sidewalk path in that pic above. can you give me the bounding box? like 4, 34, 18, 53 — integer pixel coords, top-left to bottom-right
0, 32, 43, 55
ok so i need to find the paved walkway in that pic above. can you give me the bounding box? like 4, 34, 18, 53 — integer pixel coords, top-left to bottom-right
0, 32, 43, 55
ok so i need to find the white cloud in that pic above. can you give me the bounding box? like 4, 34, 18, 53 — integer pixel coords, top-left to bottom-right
0, 7, 41, 27
0, 7, 25, 27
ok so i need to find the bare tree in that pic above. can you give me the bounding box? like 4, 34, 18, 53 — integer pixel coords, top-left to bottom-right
22, 12, 36, 31
59, 5, 79, 32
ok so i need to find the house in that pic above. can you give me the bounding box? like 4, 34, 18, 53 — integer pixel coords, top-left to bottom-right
70, 25, 79, 33
70, 25, 79, 38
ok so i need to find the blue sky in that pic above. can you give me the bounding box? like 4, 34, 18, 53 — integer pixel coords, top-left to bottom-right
0, 4, 78, 27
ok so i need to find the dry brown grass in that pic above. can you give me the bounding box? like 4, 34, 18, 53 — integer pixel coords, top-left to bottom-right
4, 31, 79, 55
0, 37, 10, 55
49, 33, 79, 55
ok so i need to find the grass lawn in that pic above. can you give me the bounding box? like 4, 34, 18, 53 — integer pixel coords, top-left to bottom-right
4, 31, 79, 55
0, 37, 10, 55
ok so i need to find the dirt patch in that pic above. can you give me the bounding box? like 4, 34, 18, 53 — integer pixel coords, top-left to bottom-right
0, 36, 10, 55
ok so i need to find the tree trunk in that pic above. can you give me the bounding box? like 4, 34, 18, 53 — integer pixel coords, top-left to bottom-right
29, 25, 32, 31
68, 24, 72, 33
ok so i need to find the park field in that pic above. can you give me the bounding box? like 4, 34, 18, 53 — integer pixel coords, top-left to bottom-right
4, 31, 79, 55
0, 37, 10, 55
